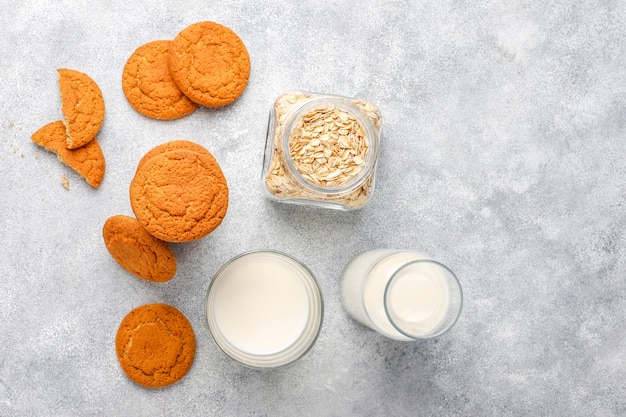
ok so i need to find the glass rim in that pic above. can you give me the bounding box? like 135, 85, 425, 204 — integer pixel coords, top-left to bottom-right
205, 249, 324, 369
280, 95, 380, 195
383, 259, 463, 340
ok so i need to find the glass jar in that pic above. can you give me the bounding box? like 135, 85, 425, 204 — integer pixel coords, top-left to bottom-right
205, 250, 324, 368
340, 249, 463, 340
262, 91, 382, 210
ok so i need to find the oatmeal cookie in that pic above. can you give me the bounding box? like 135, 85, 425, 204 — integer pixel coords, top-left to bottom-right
122, 40, 198, 120
115, 303, 195, 388
168, 21, 250, 107
102, 215, 176, 282
31, 120, 105, 188
58, 68, 105, 149
129, 142, 228, 242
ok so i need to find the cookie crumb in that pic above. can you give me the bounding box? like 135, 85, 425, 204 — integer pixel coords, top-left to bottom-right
61, 176, 70, 190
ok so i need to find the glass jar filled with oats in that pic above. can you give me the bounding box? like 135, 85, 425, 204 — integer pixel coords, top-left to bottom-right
262, 92, 382, 210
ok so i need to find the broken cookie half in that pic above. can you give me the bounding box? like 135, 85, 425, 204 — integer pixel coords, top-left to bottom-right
31, 120, 105, 188
58, 68, 105, 149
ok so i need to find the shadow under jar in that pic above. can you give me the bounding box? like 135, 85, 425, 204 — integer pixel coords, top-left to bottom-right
262, 92, 382, 210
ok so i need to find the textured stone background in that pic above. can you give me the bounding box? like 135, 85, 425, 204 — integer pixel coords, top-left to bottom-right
1, 1, 625, 416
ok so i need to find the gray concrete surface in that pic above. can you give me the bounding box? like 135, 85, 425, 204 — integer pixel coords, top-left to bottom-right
1, 1, 625, 415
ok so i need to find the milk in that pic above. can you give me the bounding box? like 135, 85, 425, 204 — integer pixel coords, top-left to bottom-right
212, 259, 310, 354
341, 250, 460, 340
206, 251, 323, 367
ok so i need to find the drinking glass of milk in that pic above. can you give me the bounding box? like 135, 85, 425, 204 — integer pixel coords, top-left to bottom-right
340, 249, 462, 340
206, 250, 323, 368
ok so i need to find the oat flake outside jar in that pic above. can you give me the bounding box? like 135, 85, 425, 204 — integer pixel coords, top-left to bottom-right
262, 92, 382, 210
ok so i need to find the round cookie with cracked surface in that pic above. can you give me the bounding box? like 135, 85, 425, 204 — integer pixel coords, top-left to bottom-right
31, 120, 105, 188
168, 21, 250, 107
102, 215, 176, 282
122, 40, 198, 120
130, 142, 228, 242
58, 68, 105, 149
115, 303, 195, 388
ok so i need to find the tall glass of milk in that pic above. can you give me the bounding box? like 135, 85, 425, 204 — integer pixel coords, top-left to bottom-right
340, 250, 462, 340
206, 250, 323, 368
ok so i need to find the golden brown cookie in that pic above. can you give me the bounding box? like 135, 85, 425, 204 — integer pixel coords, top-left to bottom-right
122, 40, 199, 120
129, 143, 228, 242
102, 215, 176, 282
31, 120, 105, 188
58, 69, 105, 149
168, 21, 250, 107
115, 303, 195, 388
